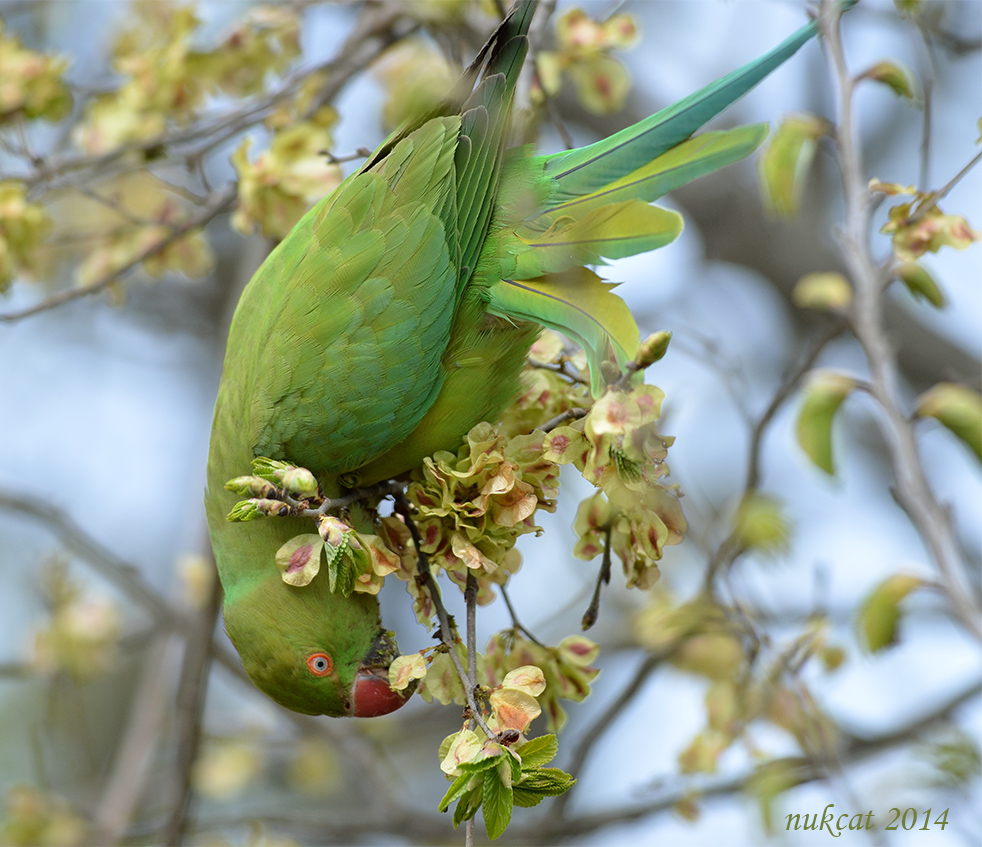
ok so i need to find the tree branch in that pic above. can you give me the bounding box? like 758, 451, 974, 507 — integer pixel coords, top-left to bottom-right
821, 0, 982, 640
0, 186, 236, 322
160, 558, 223, 847
393, 493, 495, 740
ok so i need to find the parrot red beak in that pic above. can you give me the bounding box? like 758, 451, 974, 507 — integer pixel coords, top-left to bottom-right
352, 666, 413, 717
351, 629, 414, 717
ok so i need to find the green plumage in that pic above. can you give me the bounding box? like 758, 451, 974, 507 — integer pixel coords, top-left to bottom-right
206, 0, 826, 716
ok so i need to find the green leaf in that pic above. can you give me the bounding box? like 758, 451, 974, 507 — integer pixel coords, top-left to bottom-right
927, 732, 982, 787
452, 785, 482, 828
792, 272, 852, 311
326, 548, 357, 597
459, 754, 508, 774
897, 262, 945, 307
758, 113, 830, 217
856, 573, 922, 652
795, 371, 858, 474
439, 772, 476, 813
731, 493, 791, 555
515, 767, 576, 796
517, 735, 559, 770
508, 751, 523, 785
862, 60, 918, 100
915, 382, 982, 462
250, 456, 293, 483
226, 500, 262, 522
746, 758, 810, 834
512, 786, 547, 807
482, 766, 514, 840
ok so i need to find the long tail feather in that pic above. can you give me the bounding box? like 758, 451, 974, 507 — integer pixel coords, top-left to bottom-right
539, 16, 820, 202
487, 269, 641, 396
543, 124, 767, 219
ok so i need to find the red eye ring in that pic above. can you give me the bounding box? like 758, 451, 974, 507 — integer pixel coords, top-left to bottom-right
306, 653, 333, 676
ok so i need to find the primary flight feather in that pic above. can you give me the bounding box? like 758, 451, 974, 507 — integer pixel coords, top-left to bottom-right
206, 0, 826, 717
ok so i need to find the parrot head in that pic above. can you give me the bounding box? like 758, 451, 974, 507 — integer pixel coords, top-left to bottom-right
223, 573, 414, 717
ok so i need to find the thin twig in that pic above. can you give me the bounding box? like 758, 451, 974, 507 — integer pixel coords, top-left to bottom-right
392, 493, 495, 739
699, 319, 845, 592
465, 572, 479, 686
323, 146, 373, 165
549, 651, 664, 821
745, 319, 847, 494
541, 407, 587, 432
581, 522, 613, 630
161, 559, 223, 847
297, 480, 404, 517
909, 148, 982, 224
822, 0, 982, 640
0, 186, 237, 321
177, 679, 981, 843
20, 7, 413, 194
499, 585, 546, 647
0, 490, 180, 625
530, 357, 589, 385
91, 635, 180, 846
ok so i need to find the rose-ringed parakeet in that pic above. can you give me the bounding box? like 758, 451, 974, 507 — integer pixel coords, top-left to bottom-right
206, 0, 828, 717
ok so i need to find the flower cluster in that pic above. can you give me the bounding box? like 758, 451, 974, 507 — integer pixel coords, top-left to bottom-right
546, 384, 686, 589
58, 172, 215, 288
231, 107, 342, 239
403, 423, 561, 605
75, 4, 299, 154
225, 457, 398, 597
436, 667, 576, 839
0, 20, 72, 124
871, 179, 980, 262
536, 8, 638, 114
497, 332, 591, 438
0, 181, 52, 291
484, 632, 599, 732
31, 563, 121, 684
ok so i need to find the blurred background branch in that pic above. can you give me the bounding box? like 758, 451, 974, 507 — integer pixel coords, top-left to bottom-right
0, 1, 978, 845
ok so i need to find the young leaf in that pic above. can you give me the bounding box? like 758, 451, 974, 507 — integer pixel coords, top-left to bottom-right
452, 784, 482, 828
512, 786, 547, 808
482, 765, 514, 840
517, 735, 559, 770
856, 573, 922, 652
746, 758, 810, 834
460, 756, 509, 774
731, 492, 791, 555
795, 371, 858, 474
439, 772, 476, 813
792, 272, 852, 311
516, 767, 576, 796
758, 113, 830, 217
915, 383, 982, 462
897, 262, 945, 307
327, 549, 358, 597
861, 60, 918, 100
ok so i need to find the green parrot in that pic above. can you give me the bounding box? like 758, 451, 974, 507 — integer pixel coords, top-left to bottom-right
206, 0, 828, 717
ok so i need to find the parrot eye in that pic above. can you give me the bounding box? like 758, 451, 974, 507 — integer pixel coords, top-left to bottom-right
306, 653, 333, 676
